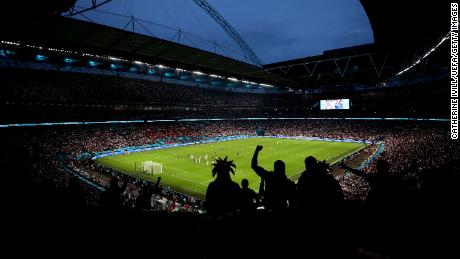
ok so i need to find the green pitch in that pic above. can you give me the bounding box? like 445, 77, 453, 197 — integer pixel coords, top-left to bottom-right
96, 138, 366, 200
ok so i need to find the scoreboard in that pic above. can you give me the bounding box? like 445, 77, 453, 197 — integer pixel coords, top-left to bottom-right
320, 99, 350, 110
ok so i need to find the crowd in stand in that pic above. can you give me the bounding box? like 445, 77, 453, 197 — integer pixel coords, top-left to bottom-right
1, 67, 450, 123
0, 68, 289, 107
1, 119, 455, 213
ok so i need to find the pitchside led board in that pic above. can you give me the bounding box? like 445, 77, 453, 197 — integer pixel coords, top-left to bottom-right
320, 99, 350, 110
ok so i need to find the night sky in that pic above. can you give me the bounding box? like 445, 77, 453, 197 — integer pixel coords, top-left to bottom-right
70, 0, 374, 65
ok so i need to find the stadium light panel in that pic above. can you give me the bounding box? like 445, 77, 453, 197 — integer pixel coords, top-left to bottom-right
259, 83, 273, 88
88, 60, 98, 67
12, 40, 288, 92
35, 54, 47, 61
1, 40, 20, 46
64, 57, 77, 64
209, 74, 223, 78
109, 56, 122, 61
396, 31, 451, 76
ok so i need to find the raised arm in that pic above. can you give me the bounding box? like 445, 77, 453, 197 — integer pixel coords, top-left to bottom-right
153, 177, 162, 194
251, 145, 268, 178
340, 162, 370, 180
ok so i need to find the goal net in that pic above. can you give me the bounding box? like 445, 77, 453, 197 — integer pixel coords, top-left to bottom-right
140, 161, 163, 175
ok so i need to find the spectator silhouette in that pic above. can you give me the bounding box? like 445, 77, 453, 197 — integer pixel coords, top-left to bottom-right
251, 145, 296, 210
153, 176, 162, 194
100, 176, 127, 210
297, 157, 344, 208
136, 176, 162, 210
205, 157, 241, 214
240, 179, 258, 213
341, 159, 403, 208
257, 177, 265, 207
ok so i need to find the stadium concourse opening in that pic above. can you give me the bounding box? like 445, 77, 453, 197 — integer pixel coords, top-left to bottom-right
1, 0, 458, 258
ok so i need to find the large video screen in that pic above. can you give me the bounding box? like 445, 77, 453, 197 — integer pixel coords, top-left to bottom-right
320, 99, 350, 110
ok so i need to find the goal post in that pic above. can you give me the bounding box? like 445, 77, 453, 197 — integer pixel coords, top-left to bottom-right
141, 161, 163, 175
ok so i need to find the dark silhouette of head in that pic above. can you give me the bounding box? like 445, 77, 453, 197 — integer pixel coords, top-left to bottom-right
274, 160, 285, 175
212, 157, 236, 182
206, 157, 240, 213
305, 156, 318, 172
241, 179, 249, 189
376, 159, 390, 175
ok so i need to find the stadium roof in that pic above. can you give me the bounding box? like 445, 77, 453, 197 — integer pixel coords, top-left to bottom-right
68, 0, 374, 65
360, 0, 449, 51
30, 16, 287, 85
2, 0, 450, 91
263, 44, 394, 88
263, 1, 450, 90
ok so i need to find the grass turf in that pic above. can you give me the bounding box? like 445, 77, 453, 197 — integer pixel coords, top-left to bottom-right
96, 138, 366, 200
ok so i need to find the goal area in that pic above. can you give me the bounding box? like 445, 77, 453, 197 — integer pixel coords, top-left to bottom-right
134, 161, 163, 175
